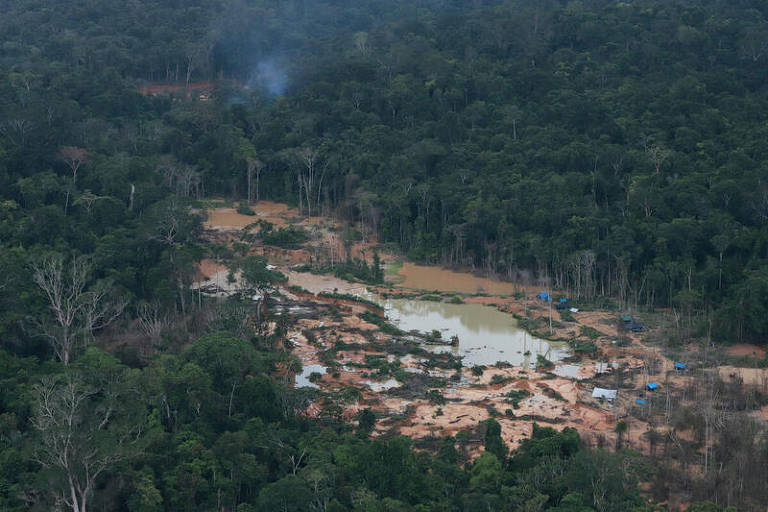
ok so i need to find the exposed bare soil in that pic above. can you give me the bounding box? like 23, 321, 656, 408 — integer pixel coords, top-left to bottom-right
396, 263, 522, 295
724, 343, 766, 359
195, 200, 759, 460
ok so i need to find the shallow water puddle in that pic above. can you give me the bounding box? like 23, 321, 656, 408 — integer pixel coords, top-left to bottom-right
553, 364, 585, 380
295, 364, 326, 388
379, 298, 570, 367
361, 378, 401, 391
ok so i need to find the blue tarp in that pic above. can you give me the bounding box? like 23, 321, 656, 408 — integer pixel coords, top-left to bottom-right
674, 363, 687, 369
636, 399, 648, 405
647, 382, 659, 390
537, 292, 550, 300
559, 298, 568, 303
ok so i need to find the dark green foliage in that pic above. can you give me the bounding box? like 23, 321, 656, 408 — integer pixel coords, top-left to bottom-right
257, 475, 313, 512
2, 0, 768, 510
537, 354, 554, 369
238, 256, 286, 291
579, 326, 604, 340
236, 203, 256, 216
570, 340, 598, 356
357, 408, 376, 436
260, 226, 309, 248
504, 389, 531, 409
482, 419, 507, 461
300, 253, 384, 285
361, 311, 404, 335
426, 389, 446, 405
489, 374, 512, 386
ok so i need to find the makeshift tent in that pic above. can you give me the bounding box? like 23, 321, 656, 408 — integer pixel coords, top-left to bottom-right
674, 363, 687, 370
646, 382, 659, 391
537, 292, 550, 300
595, 362, 611, 374
621, 315, 632, 323
559, 298, 568, 302
636, 399, 648, 405
592, 388, 617, 401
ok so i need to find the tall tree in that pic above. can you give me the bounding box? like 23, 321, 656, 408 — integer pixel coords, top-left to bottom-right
32, 369, 143, 512
32, 254, 125, 365
57, 146, 89, 215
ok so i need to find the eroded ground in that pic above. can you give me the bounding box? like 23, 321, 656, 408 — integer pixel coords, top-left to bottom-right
196, 200, 765, 457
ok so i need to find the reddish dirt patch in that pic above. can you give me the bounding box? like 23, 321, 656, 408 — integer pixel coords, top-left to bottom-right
396, 263, 521, 295
464, 296, 509, 306
719, 366, 768, 388
204, 201, 296, 231
254, 201, 297, 216
138, 81, 214, 96
198, 259, 227, 280
204, 207, 259, 230
725, 344, 766, 359
286, 270, 370, 295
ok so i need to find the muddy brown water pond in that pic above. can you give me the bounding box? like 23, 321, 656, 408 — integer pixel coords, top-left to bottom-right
287, 266, 570, 377
382, 264, 570, 366
380, 298, 570, 367
394, 263, 521, 295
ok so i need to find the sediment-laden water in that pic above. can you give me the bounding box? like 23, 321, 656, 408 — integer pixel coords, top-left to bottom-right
380, 298, 570, 367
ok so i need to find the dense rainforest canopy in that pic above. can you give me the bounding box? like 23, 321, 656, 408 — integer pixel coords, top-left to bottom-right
2, 0, 768, 342
1, 0, 768, 510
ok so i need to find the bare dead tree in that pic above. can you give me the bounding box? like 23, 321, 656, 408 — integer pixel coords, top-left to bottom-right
156, 159, 200, 198
177, 164, 201, 198
136, 302, 168, 343
149, 200, 198, 314
183, 43, 209, 88
353, 31, 370, 56
301, 462, 336, 512
72, 190, 103, 216
246, 157, 265, 204
741, 26, 768, 62
290, 147, 326, 217
57, 146, 89, 186
152, 205, 180, 261
257, 429, 308, 475
32, 373, 138, 512
0, 118, 34, 148
57, 146, 89, 216
82, 283, 127, 344
32, 255, 125, 365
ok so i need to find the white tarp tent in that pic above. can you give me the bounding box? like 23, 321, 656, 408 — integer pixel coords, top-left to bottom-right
592, 387, 617, 401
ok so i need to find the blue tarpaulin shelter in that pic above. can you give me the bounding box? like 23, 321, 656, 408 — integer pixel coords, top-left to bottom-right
537, 292, 550, 300
674, 363, 687, 370
647, 382, 659, 391
636, 399, 648, 405
559, 298, 568, 302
